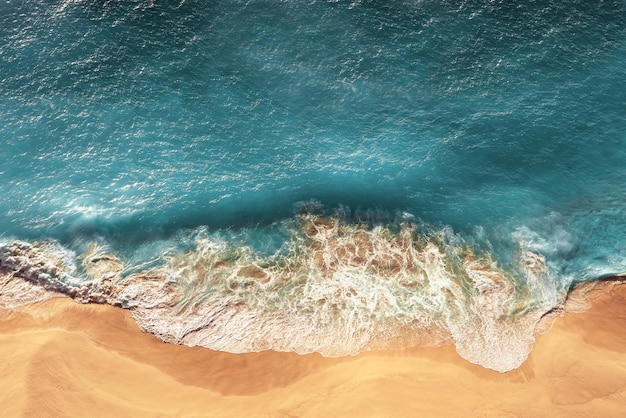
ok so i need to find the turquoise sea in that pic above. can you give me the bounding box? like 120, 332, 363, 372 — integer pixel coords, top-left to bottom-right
1, 0, 626, 370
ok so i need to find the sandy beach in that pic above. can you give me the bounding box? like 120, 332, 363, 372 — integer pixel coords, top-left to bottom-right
1, 281, 626, 417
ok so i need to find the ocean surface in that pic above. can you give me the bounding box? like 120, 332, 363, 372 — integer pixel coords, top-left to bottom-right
1, 0, 626, 371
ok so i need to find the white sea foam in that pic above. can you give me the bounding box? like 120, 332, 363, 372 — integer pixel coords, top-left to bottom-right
0, 216, 572, 372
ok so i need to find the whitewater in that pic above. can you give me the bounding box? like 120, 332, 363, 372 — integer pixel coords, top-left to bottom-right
1, 0, 626, 371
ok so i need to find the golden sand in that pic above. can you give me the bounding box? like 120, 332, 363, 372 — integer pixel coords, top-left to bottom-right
1, 283, 626, 417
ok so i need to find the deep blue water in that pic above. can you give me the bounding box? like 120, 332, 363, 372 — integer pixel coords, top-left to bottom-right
1, 0, 626, 283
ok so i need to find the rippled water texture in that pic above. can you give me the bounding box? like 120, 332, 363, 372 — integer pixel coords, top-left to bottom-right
1, 0, 626, 370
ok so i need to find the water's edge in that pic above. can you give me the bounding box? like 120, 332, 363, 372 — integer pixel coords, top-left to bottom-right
2, 215, 622, 373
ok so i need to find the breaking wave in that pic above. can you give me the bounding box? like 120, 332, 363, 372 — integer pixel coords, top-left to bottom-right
0, 214, 579, 372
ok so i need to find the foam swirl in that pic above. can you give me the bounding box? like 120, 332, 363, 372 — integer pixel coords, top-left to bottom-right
1, 216, 570, 372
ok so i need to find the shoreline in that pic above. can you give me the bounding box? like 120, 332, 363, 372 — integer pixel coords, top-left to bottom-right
1, 278, 626, 416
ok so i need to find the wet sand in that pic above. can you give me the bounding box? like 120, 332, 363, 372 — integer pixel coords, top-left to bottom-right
1, 282, 626, 417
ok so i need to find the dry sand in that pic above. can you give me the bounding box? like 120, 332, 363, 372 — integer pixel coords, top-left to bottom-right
1, 283, 626, 417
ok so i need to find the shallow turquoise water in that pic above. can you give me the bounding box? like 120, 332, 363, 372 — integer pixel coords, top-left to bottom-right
1, 0, 626, 282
